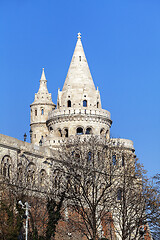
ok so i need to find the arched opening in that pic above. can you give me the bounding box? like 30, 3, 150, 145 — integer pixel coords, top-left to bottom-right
67, 100, 71, 107
41, 108, 44, 115
112, 155, 116, 166
1, 156, 11, 178
64, 128, 68, 137
76, 127, 83, 135
40, 169, 46, 187
27, 163, 36, 185
83, 100, 87, 107
117, 189, 122, 200
85, 127, 92, 135
17, 164, 23, 183
35, 109, 37, 116
97, 102, 99, 108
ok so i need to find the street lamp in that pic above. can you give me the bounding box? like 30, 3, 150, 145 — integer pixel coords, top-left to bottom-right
18, 200, 31, 240
29, 129, 32, 143
24, 133, 27, 142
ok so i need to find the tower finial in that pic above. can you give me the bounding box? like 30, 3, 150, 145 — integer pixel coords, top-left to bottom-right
77, 32, 81, 39
40, 68, 46, 81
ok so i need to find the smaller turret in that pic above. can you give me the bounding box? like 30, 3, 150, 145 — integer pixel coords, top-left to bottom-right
30, 68, 56, 145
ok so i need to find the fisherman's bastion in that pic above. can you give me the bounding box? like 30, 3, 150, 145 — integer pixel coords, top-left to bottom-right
0, 33, 151, 240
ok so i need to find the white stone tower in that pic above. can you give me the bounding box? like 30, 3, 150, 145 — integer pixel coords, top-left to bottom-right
44, 33, 112, 147
30, 68, 56, 145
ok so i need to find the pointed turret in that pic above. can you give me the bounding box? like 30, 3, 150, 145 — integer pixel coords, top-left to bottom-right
62, 32, 96, 92
58, 33, 101, 109
30, 68, 56, 145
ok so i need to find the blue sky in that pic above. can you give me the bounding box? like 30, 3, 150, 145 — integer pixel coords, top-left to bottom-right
0, 0, 160, 177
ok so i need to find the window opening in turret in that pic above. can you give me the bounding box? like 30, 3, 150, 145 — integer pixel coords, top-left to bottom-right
67, 100, 71, 107
100, 128, 105, 136
83, 100, 87, 107
64, 128, 68, 137
97, 102, 99, 108
58, 129, 62, 137
112, 155, 116, 166
79, 56, 81, 61
117, 189, 122, 200
41, 109, 44, 115
77, 127, 83, 135
35, 109, 37, 116
85, 128, 92, 135
122, 155, 125, 166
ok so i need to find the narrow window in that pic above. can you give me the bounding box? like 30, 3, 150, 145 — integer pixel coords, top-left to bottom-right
86, 128, 92, 135
97, 102, 99, 108
112, 155, 116, 166
122, 155, 125, 166
64, 128, 68, 137
88, 152, 92, 162
79, 56, 81, 61
35, 109, 37, 116
83, 100, 87, 107
67, 100, 71, 107
77, 127, 83, 135
41, 109, 44, 115
117, 189, 122, 200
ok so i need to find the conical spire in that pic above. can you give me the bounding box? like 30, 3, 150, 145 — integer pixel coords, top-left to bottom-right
40, 68, 46, 81
32, 68, 55, 105
62, 33, 96, 92
38, 68, 49, 94
58, 33, 101, 109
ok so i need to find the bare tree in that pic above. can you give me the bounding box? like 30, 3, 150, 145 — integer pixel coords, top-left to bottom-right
55, 136, 118, 240
54, 136, 159, 240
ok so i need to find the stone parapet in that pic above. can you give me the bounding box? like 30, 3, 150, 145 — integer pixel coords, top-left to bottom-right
110, 138, 134, 151
0, 134, 50, 157
48, 108, 111, 119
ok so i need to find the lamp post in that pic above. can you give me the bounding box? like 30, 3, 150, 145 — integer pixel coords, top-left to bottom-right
24, 133, 27, 142
18, 201, 31, 240
29, 129, 32, 143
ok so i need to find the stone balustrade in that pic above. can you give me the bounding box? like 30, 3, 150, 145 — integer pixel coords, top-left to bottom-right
48, 107, 111, 120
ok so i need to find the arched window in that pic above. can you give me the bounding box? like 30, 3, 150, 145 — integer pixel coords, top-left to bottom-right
76, 127, 83, 135
35, 109, 37, 116
67, 100, 71, 107
27, 163, 36, 186
40, 169, 46, 187
83, 100, 87, 107
97, 102, 99, 108
117, 189, 122, 200
64, 128, 68, 137
79, 56, 81, 61
41, 108, 44, 115
112, 155, 116, 166
17, 164, 23, 183
85, 128, 92, 135
1, 156, 11, 178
